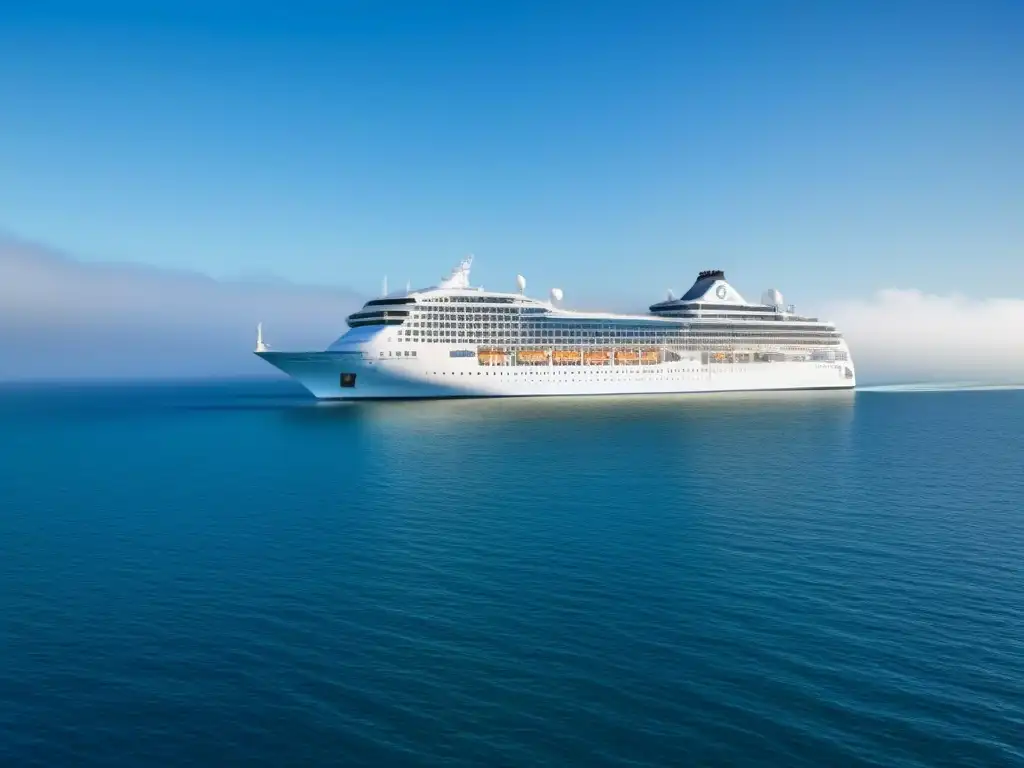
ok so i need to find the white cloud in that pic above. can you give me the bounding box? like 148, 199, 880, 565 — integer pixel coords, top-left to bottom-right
3, 234, 1022, 384
0, 235, 364, 379
821, 289, 1024, 383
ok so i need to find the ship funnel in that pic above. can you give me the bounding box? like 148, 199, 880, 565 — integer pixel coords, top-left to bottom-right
516, 274, 526, 294
677, 268, 748, 305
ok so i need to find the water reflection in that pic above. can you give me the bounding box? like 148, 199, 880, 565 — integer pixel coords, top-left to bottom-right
287, 388, 857, 429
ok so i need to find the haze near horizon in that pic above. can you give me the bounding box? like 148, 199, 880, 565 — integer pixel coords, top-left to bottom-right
2, 235, 1022, 385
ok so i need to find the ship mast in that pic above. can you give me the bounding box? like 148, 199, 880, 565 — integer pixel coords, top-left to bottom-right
255, 322, 268, 352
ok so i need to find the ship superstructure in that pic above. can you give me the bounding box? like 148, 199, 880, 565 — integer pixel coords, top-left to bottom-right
256, 257, 855, 399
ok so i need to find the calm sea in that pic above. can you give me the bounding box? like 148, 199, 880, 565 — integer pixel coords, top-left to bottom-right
1, 380, 1022, 767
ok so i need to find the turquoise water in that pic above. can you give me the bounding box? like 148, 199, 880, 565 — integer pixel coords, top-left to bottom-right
2, 380, 1023, 766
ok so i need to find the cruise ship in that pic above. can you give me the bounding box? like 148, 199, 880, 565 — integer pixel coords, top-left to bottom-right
255, 257, 855, 399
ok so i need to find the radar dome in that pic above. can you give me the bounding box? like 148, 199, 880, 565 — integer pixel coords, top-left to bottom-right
516, 274, 526, 293
550, 287, 564, 303
761, 288, 784, 308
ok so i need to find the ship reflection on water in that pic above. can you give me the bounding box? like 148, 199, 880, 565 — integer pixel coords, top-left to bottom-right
290, 386, 857, 439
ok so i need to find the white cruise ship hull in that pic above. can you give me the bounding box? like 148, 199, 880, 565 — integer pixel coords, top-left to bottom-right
255, 259, 857, 400
257, 350, 855, 400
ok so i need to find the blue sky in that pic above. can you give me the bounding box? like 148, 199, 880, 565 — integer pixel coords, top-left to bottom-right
1, 0, 1022, 307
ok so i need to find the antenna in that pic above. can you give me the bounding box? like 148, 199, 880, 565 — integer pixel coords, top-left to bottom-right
406, 279, 411, 294
381, 275, 388, 297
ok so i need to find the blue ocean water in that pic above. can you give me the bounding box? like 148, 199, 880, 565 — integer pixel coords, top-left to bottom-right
1, 380, 1022, 767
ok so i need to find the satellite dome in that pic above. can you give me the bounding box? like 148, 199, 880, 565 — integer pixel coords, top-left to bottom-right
516, 274, 526, 293
550, 287, 564, 303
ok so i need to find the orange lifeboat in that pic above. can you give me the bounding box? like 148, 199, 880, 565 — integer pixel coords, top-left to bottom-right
614, 350, 640, 364
584, 350, 610, 365
552, 349, 582, 365
517, 349, 549, 365
478, 348, 508, 366
640, 349, 660, 364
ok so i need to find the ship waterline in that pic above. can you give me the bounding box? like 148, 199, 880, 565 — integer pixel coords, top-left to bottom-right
256, 259, 855, 399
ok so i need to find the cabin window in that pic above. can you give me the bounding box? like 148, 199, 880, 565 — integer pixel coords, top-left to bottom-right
340, 373, 356, 388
